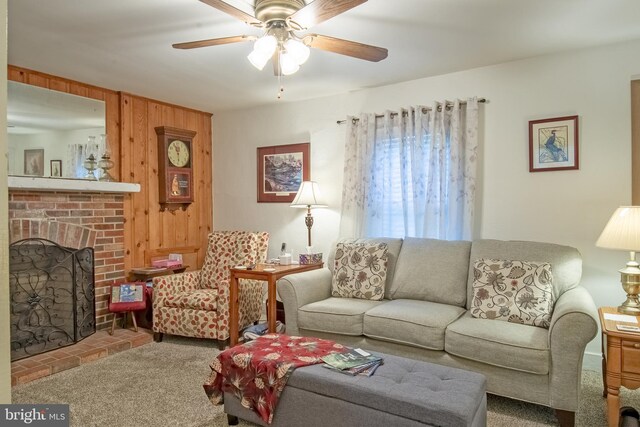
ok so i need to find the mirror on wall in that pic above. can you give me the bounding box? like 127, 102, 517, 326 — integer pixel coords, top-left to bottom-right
7, 81, 106, 178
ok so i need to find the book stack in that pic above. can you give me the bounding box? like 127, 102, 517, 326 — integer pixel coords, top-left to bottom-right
321, 348, 383, 376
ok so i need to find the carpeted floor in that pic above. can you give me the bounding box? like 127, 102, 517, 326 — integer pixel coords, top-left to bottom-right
10, 336, 633, 426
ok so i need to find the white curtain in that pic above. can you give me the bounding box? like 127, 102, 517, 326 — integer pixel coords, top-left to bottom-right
339, 98, 478, 240
66, 140, 104, 178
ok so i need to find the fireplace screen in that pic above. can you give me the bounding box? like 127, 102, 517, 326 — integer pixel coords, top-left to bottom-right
10, 238, 95, 361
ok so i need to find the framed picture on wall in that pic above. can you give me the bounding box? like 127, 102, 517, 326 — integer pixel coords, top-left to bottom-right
529, 115, 579, 172
24, 149, 44, 176
50, 160, 62, 177
257, 143, 310, 202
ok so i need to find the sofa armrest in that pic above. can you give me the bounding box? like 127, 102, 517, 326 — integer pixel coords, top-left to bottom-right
548, 286, 598, 411
153, 271, 201, 308
277, 268, 332, 335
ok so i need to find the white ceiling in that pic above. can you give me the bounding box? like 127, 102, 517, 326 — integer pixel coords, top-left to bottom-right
8, 0, 640, 113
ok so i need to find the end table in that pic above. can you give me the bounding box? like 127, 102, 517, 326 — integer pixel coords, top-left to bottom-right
229, 263, 323, 347
599, 306, 640, 427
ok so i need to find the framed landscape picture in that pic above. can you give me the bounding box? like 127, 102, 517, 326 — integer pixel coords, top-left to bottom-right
24, 149, 44, 176
529, 115, 579, 172
257, 143, 310, 202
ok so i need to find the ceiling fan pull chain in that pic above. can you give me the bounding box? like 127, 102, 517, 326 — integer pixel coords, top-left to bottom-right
277, 72, 284, 100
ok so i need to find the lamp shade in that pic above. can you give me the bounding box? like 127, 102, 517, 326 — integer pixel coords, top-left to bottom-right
290, 181, 327, 208
596, 206, 640, 251
284, 38, 310, 65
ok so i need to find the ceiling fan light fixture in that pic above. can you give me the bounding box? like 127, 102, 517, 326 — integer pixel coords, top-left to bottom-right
247, 34, 277, 70
254, 34, 278, 56
280, 51, 300, 75
284, 38, 310, 65
247, 50, 270, 70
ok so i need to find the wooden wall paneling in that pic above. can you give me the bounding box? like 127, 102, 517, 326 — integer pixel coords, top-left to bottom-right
198, 113, 213, 266
68, 85, 89, 98
121, 93, 146, 273
7, 67, 26, 82
632, 80, 640, 205
132, 95, 151, 269
120, 93, 135, 273
26, 73, 47, 88
185, 112, 200, 250
48, 80, 69, 92
146, 100, 163, 253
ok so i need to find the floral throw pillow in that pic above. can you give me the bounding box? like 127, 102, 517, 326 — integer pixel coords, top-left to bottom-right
331, 242, 388, 300
471, 259, 555, 328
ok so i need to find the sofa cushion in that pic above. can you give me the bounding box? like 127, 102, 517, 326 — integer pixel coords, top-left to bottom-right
364, 299, 466, 350
298, 297, 387, 336
467, 240, 581, 309
445, 312, 550, 374
390, 238, 471, 307
471, 259, 555, 328
163, 289, 218, 311
327, 238, 403, 299
331, 242, 388, 300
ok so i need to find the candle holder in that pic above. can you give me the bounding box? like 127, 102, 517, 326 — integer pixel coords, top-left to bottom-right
98, 151, 115, 182
83, 154, 97, 180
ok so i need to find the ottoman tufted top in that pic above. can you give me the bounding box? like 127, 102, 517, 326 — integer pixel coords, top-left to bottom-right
288, 352, 486, 426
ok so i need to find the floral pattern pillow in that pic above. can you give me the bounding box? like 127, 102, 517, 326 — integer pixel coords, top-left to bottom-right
331, 242, 388, 300
471, 259, 555, 328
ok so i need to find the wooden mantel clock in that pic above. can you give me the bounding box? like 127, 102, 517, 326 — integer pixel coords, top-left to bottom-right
155, 126, 196, 211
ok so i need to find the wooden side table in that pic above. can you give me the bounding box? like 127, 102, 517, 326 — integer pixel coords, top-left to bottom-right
599, 306, 640, 427
128, 265, 188, 281
229, 263, 323, 347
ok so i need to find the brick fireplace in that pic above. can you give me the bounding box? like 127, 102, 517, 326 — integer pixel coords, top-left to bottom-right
9, 190, 126, 330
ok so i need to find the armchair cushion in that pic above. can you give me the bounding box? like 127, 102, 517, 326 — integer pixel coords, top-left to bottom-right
164, 289, 219, 311
153, 271, 201, 309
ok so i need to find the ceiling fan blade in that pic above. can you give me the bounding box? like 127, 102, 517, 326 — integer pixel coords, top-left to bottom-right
173, 35, 257, 49
199, 0, 263, 26
304, 34, 388, 62
288, 0, 367, 30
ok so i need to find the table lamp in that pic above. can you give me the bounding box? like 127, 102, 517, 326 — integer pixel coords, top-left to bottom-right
596, 206, 640, 315
290, 181, 327, 249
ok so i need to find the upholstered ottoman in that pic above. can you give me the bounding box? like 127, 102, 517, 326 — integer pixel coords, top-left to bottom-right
224, 352, 487, 427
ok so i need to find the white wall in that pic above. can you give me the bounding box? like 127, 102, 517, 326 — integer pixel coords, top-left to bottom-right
214, 38, 640, 370
8, 127, 104, 177
0, 0, 11, 403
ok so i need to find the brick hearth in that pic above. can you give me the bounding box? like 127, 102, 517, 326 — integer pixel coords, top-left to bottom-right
10, 329, 153, 386
9, 190, 126, 330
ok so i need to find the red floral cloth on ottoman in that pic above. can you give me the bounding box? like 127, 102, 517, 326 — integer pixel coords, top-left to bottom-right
203, 334, 344, 424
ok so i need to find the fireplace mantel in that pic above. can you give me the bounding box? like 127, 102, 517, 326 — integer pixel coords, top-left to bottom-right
8, 176, 140, 193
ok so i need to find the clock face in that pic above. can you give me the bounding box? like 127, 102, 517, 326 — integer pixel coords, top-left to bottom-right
167, 139, 190, 167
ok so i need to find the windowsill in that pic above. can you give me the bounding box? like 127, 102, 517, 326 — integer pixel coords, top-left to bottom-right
8, 176, 141, 193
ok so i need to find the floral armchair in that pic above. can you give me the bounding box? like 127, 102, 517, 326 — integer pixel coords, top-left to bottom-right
152, 231, 269, 347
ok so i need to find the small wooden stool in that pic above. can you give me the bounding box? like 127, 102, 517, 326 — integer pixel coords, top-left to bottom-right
108, 282, 147, 335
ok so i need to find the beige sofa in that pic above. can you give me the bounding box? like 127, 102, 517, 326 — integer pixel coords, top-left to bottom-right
277, 238, 598, 427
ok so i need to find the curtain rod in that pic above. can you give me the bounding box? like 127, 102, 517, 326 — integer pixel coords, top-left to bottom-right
336, 98, 487, 125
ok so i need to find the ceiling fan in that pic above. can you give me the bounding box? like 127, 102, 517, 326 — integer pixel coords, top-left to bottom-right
173, 0, 388, 78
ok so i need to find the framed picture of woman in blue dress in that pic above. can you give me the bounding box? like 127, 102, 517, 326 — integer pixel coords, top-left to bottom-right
529, 115, 579, 172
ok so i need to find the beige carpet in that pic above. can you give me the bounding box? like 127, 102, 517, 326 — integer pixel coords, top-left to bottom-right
10, 336, 632, 426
